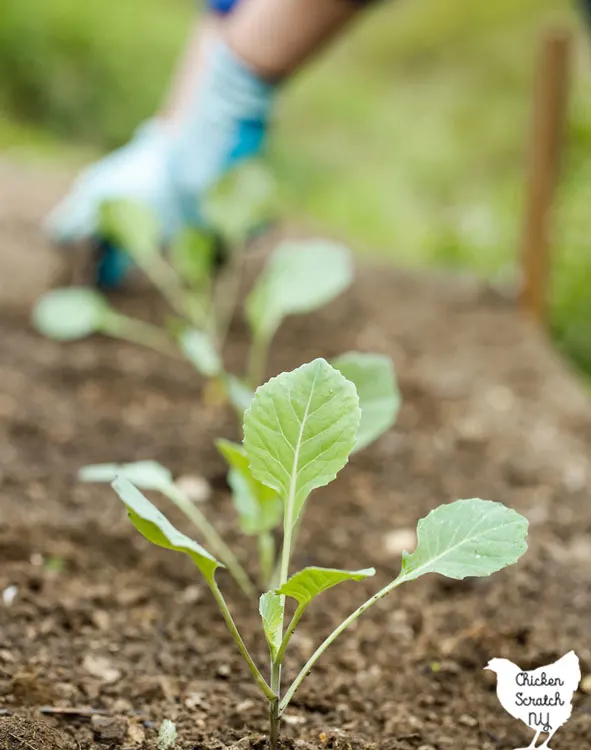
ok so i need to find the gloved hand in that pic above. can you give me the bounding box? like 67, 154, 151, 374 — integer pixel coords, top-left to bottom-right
46, 119, 181, 246
46, 42, 276, 288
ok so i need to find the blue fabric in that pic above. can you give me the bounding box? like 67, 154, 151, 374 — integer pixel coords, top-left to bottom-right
96, 241, 133, 289
207, 0, 240, 15
168, 42, 275, 226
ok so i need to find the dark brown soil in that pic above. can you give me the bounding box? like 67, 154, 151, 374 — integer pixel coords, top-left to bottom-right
1, 162, 591, 749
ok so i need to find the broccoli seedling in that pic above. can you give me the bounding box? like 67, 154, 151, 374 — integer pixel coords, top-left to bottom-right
157, 719, 177, 750
104, 358, 528, 748
79, 351, 400, 593
31, 166, 357, 411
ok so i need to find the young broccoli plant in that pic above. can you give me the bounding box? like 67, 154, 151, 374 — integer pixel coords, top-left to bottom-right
33, 161, 358, 412
104, 358, 528, 748
79, 352, 400, 593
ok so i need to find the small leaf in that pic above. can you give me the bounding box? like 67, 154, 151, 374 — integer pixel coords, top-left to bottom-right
112, 477, 222, 580
246, 240, 353, 342
79, 461, 172, 490
277, 567, 375, 609
332, 352, 400, 451
243, 359, 360, 524
216, 440, 282, 535
179, 329, 222, 377
204, 160, 277, 244
100, 199, 159, 259
399, 499, 529, 582
259, 591, 284, 660
224, 375, 254, 413
32, 287, 110, 341
170, 229, 214, 287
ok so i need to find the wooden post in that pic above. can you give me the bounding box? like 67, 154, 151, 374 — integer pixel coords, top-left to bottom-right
520, 29, 571, 325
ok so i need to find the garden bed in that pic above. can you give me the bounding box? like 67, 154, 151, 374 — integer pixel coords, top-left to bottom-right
1, 164, 591, 748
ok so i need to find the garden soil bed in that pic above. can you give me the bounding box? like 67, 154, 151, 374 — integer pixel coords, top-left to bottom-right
1, 161, 591, 749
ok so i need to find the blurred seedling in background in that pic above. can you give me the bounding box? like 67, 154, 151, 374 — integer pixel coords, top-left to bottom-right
33, 161, 355, 406
93, 359, 528, 748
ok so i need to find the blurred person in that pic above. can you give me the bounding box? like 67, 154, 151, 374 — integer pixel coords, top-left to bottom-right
47, 0, 373, 287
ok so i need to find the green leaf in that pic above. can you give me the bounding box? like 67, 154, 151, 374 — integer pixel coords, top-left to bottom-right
277, 566, 375, 609
32, 287, 111, 341
332, 352, 400, 451
243, 359, 360, 525
178, 329, 222, 378
399, 499, 529, 582
259, 591, 284, 660
79, 461, 172, 490
246, 240, 353, 342
216, 439, 282, 535
204, 160, 277, 244
170, 229, 214, 287
111, 477, 222, 580
100, 199, 159, 259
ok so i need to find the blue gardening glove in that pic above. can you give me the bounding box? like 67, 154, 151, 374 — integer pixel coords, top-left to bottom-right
46, 120, 181, 288
168, 42, 276, 228
46, 120, 180, 245
46, 42, 275, 287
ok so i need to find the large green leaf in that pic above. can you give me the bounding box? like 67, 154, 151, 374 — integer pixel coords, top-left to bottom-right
399, 499, 529, 582
259, 591, 284, 661
204, 160, 277, 244
178, 329, 222, 378
277, 567, 375, 609
332, 352, 400, 452
112, 477, 222, 581
216, 439, 282, 535
170, 229, 214, 287
79, 461, 172, 490
243, 359, 360, 525
100, 199, 159, 259
246, 240, 353, 342
32, 287, 111, 341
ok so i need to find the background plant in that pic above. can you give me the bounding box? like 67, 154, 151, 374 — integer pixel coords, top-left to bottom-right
33, 162, 357, 409
35, 166, 401, 590
5, 0, 589, 375
100, 358, 528, 748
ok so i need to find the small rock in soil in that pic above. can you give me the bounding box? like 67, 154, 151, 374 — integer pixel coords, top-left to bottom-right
580, 674, 591, 694
126, 722, 145, 746
216, 663, 231, 678
2, 585, 18, 607
181, 584, 203, 604
458, 713, 478, 727
83, 654, 121, 684
383, 528, 416, 556
91, 714, 128, 743
175, 475, 212, 503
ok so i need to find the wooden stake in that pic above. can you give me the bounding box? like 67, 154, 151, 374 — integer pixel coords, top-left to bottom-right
520, 29, 571, 325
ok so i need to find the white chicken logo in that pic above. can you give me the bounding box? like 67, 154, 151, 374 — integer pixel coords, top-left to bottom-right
485, 651, 580, 749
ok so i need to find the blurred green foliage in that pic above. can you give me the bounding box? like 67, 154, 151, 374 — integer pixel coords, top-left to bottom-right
0, 0, 193, 145
1, 0, 591, 372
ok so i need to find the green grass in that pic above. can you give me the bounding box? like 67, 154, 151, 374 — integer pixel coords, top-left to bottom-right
2, 0, 591, 372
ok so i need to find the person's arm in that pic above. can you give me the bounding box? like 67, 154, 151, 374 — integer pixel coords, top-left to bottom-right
225, 0, 364, 79
48, 0, 378, 281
